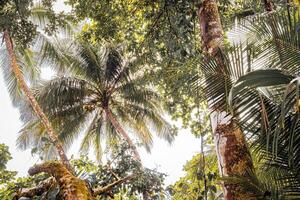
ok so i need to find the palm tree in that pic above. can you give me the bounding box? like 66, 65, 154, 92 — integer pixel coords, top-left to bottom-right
188, 3, 300, 198
0, 1, 73, 171
197, 1, 256, 199
226, 5, 300, 197
166, 0, 299, 198
18, 41, 174, 161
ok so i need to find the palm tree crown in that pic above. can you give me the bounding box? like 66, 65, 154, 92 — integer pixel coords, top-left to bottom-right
18, 41, 175, 161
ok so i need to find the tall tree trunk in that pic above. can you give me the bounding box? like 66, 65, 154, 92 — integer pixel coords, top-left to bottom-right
3, 29, 73, 173
198, 1, 256, 199
104, 107, 142, 162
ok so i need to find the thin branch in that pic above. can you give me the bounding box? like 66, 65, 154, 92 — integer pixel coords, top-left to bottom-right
93, 174, 136, 196
107, 164, 121, 180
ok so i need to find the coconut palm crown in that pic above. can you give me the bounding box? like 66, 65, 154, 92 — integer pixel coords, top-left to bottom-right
18, 41, 175, 161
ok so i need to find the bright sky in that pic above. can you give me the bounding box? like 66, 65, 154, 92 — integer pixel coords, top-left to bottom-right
0, 0, 202, 186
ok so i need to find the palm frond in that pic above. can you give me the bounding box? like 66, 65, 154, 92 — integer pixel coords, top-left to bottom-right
0, 44, 40, 106
80, 111, 105, 161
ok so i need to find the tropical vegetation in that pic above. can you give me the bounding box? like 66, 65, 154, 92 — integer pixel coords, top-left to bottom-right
1, 0, 300, 199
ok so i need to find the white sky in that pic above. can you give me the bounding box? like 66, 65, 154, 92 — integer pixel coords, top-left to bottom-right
0, 0, 202, 186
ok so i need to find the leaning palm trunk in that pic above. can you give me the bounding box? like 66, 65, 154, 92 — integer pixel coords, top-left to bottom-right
3, 30, 72, 172
198, 1, 256, 199
104, 107, 142, 162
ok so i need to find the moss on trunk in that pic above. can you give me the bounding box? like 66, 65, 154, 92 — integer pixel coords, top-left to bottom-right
28, 162, 94, 200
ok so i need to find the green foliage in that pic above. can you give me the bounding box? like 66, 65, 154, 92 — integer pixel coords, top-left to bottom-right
0, 0, 74, 46
167, 152, 221, 200
0, 2, 75, 108
85, 142, 166, 199
0, 144, 41, 200
0, 143, 166, 200
222, 6, 300, 198
64, 0, 272, 137
162, 3, 300, 198
228, 69, 294, 107
0, 0, 37, 47
4, 0, 300, 199
0, 144, 17, 185
0, 175, 48, 200
221, 150, 300, 199
67, 0, 202, 111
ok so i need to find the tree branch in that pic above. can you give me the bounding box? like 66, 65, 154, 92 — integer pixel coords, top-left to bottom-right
13, 178, 56, 200
93, 174, 136, 196
107, 164, 121, 180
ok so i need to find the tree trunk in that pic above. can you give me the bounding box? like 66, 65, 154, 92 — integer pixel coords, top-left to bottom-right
3, 29, 73, 173
198, 1, 256, 199
104, 107, 142, 162
28, 162, 94, 200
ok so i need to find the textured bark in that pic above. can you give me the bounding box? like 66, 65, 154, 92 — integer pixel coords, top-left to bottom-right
215, 121, 256, 200
104, 107, 142, 162
198, 1, 256, 199
198, 0, 223, 56
3, 30, 73, 173
28, 162, 94, 200
13, 178, 56, 200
